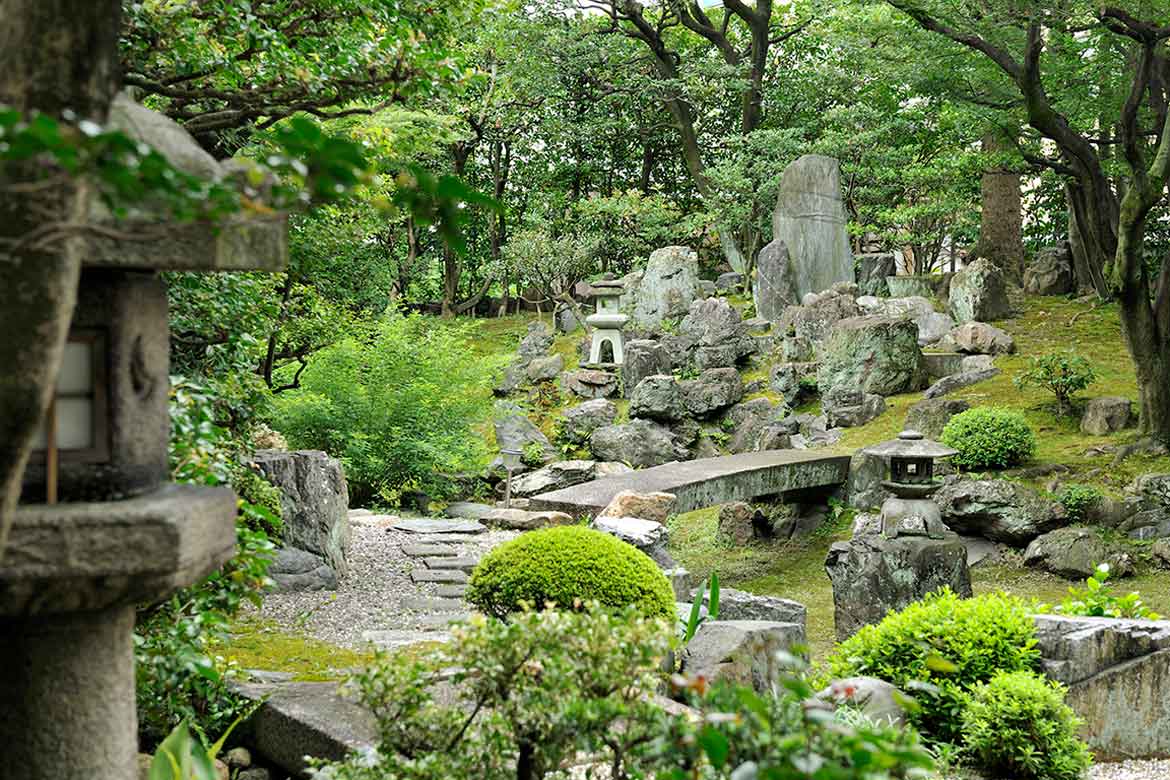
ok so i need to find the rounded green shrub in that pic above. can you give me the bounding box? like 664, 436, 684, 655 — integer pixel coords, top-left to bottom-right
963, 670, 1092, 780
941, 407, 1036, 470
466, 526, 676, 620
826, 590, 1040, 745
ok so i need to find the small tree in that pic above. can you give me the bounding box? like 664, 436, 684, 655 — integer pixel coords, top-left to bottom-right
1014, 352, 1096, 416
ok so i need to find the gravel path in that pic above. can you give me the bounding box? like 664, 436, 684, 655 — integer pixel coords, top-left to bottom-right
254, 514, 517, 649
1090, 760, 1170, 780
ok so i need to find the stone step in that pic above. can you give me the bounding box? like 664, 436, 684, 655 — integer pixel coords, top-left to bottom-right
424, 556, 479, 572
362, 629, 451, 650
409, 613, 471, 629
390, 518, 486, 535
436, 584, 468, 598
411, 568, 468, 584
401, 596, 467, 613
412, 533, 483, 544
402, 543, 459, 558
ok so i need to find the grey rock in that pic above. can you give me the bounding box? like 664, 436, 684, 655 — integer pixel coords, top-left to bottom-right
630, 374, 686, 421
390, 518, 487, 535
818, 677, 907, 727
560, 399, 618, 445
817, 316, 926, 397
411, 568, 468, 584
935, 479, 1066, 545
423, 556, 479, 573
743, 317, 772, 335
716, 271, 745, 293
772, 155, 854, 301
1024, 244, 1074, 296
682, 620, 806, 692
923, 368, 1000, 399
664, 567, 693, 601
717, 501, 765, 546
436, 584, 468, 598
702, 587, 806, 629
1024, 527, 1121, 580
443, 502, 494, 520
778, 334, 815, 362
492, 402, 555, 464
847, 451, 891, 511
402, 543, 459, 557
590, 419, 688, 467
725, 398, 777, 428
483, 508, 574, 530
950, 321, 1016, 355
632, 246, 699, 329
916, 311, 955, 346
777, 288, 860, 348
856, 252, 896, 297
1081, 396, 1133, 436
494, 361, 527, 395
561, 368, 619, 399
622, 340, 672, 398
905, 398, 971, 439
961, 354, 995, 372
680, 368, 744, 417
593, 516, 672, 566
509, 460, 629, 498
697, 279, 717, 297
269, 547, 338, 592
517, 321, 554, 363
949, 258, 1012, 323
755, 239, 798, 321
825, 533, 972, 640
678, 297, 756, 368
253, 449, 350, 578
525, 353, 564, 383
555, 302, 588, 334
823, 389, 886, 428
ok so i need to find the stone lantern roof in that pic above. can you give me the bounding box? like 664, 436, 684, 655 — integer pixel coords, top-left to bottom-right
862, 429, 956, 459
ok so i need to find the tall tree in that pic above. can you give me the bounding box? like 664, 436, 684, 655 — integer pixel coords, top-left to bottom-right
974, 130, 1025, 282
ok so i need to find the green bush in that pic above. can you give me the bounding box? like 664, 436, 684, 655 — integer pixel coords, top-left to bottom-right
963, 671, 1092, 780
941, 407, 1036, 470
466, 526, 676, 620
270, 313, 503, 505
1014, 351, 1096, 416
1056, 483, 1104, 524
826, 589, 1040, 745
1048, 562, 1161, 620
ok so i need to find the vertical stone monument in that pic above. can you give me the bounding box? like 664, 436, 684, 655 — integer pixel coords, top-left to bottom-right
0, 94, 287, 780
771, 154, 854, 301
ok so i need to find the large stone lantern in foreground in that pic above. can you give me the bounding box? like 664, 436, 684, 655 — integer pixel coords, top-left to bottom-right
0, 94, 287, 780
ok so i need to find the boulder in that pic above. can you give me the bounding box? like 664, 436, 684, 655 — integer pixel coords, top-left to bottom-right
632, 246, 699, 330
682, 620, 806, 692
847, 451, 891, 510
697, 280, 717, 297
823, 388, 886, 429
554, 302, 587, 334
825, 533, 972, 640
949, 258, 1012, 323
755, 239, 798, 321
590, 420, 688, 467
1081, 397, 1133, 436
253, 449, 350, 577
725, 398, 777, 427
525, 353, 564, 383
492, 402, 555, 465
935, 479, 1067, 545
817, 315, 926, 397
622, 340, 672, 398
268, 547, 338, 592
778, 288, 860, 347
905, 398, 971, 439
629, 374, 686, 421
700, 587, 806, 629
717, 501, 766, 546
509, 460, 629, 498
484, 507, 574, 531
1024, 527, 1125, 580
562, 368, 619, 399
592, 516, 672, 566
678, 297, 755, 368
599, 490, 678, 524
961, 354, 995, 372
715, 271, 744, 293
769, 361, 818, 405
949, 321, 1015, 355
1024, 244, 1074, 296
517, 320, 555, 362
559, 399, 617, 445
772, 154, 854, 300
680, 368, 744, 417
856, 252, 896, 297
923, 367, 1000, 399
777, 334, 815, 362
817, 677, 908, 727
916, 312, 955, 346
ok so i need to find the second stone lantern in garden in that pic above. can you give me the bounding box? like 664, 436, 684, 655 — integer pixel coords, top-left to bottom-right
585, 279, 628, 366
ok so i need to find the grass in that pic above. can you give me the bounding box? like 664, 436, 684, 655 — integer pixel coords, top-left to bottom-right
213, 617, 373, 681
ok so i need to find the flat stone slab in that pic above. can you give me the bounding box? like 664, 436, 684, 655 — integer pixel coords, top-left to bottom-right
410, 612, 472, 629
362, 629, 451, 650
436, 584, 469, 598
401, 596, 467, 613
412, 533, 482, 544
528, 450, 850, 518
444, 501, 495, 520
390, 518, 486, 535
424, 556, 479, 572
402, 543, 459, 558
411, 569, 468, 584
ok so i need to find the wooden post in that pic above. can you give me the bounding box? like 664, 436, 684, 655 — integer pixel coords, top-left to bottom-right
45, 396, 58, 505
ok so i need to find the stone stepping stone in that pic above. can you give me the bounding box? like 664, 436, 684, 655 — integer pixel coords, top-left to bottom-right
391, 517, 486, 535
401, 596, 467, 613
436, 584, 468, 598
412, 533, 482, 544
402, 543, 459, 558
363, 629, 451, 650
424, 556, 479, 572
444, 501, 494, 520
410, 613, 471, 629
411, 568, 468, 584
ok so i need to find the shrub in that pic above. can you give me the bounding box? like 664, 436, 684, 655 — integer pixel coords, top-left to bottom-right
1048, 562, 1161, 620
941, 407, 1036, 469
1014, 351, 1096, 416
826, 589, 1040, 745
1056, 483, 1104, 524
963, 670, 1092, 780
271, 313, 503, 505
466, 526, 675, 620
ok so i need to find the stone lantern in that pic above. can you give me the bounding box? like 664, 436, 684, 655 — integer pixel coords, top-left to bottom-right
585, 280, 628, 366
0, 94, 287, 780
861, 430, 956, 539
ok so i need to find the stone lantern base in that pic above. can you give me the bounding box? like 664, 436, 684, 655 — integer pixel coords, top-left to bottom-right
0, 485, 237, 780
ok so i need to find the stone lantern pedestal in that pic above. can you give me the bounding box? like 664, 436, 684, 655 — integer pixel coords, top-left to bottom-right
0, 93, 287, 780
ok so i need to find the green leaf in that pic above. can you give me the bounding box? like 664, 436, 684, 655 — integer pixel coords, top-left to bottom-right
698, 724, 730, 769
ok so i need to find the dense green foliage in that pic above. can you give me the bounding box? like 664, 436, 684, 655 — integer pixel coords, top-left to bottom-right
942, 407, 1037, 469
1055, 483, 1104, 525
962, 671, 1092, 780
271, 314, 500, 505
827, 590, 1040, 745
466, 526, 676, 620
1015, 353, 1098, 416
1048, 563, 1162, 621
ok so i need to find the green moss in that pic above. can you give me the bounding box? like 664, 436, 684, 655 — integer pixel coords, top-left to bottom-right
214, 618, 373, 681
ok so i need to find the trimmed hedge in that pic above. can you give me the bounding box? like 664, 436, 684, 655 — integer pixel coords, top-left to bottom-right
941, 406, 1036, 470
466, 526, 675, 620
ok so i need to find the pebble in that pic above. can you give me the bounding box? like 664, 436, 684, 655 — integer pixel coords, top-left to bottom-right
1091, 760, 1170, 780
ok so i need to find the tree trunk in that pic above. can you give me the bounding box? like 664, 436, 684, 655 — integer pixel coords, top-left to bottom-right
976, 132, 1025, 283
0, 0, 123, 551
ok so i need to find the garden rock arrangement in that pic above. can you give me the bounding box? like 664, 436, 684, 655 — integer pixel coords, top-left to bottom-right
948, 257, 1012, 323
630, 245, 700, 330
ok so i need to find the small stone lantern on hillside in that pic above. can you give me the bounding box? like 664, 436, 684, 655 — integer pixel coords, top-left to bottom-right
585, 280, 628, 366
861, 430, 957, 539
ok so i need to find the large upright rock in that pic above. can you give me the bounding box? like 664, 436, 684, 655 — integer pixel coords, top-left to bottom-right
755, 239, 797, 321
492, 402, 555, 466
677, 297, 755, 368
622, 339, 671, 398
772, 154, 854, 300
1024, 244, 1074, 296
253, 450, 351, 577
632, 246, 699, 330
856, 252, 897, 297
949, 258, 1012, 323
817, 315, 926, 397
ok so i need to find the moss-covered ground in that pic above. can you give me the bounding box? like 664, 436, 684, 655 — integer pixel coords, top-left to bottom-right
213, 617, 373, 681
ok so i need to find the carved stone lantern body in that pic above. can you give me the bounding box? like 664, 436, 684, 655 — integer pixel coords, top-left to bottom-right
585, 280, 628, 366
861, 430, 957, 539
